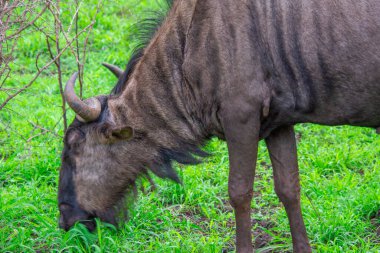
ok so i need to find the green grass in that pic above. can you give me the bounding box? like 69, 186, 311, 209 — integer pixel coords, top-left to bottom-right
1, 0, 379, 252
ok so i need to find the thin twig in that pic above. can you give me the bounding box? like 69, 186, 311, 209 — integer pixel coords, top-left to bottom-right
32, 23, 56, 42
75, 0, 83, 98
0, 20, 96, 111
35, 52, 42, 72
1, 5, 48, 43
28, 121, 61, 138
51, 0, 67, 131
79, 0, 103, 97
4, 107, 63, 138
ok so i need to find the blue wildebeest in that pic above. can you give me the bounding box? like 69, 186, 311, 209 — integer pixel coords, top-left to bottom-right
58, 0, 380, 252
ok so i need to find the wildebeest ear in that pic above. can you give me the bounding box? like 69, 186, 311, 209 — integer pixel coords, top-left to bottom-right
110, 126, 134, 140
99, 123, 134, 142
66, 129, 85, 146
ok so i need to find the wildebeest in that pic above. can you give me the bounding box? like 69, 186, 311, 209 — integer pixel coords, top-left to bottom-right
58, 0, 380, 252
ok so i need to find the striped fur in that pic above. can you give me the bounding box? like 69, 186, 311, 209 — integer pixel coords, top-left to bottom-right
59, 1, 380, 251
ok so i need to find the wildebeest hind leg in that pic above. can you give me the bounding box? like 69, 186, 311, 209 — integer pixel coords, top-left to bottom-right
265, 126, 311, 253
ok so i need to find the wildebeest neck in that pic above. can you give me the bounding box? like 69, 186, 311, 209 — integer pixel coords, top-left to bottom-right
109, 0, 212, 142
106, 1, 210, 183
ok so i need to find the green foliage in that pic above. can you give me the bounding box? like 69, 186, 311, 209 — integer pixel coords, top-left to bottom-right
1, 0, 379, 252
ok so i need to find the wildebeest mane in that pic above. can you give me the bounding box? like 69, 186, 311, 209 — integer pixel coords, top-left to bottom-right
111, 0, 174, 95
109, 0, 208, 185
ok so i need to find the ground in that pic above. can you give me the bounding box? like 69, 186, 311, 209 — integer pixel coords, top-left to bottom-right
0, 0, 379, 252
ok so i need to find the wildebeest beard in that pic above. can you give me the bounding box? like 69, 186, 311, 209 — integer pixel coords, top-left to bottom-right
150, 143, 208, 182
108, 141, 208, 225
119, 142, 207, 223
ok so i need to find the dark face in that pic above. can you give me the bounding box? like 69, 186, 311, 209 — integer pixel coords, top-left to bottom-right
57, 89, 183, 231
58, 119, 135, 231
58, 134, 95, 231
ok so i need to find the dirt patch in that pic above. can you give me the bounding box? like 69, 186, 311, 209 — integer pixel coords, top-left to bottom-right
180, 209, 208, 226
370, 209, 380, 240
222, 245, 235, 253
356, 168, 365, 175
252, 218, 275, 249
177, 191, 283, 252
259, 161, 272, 170
216, 199, 234, 213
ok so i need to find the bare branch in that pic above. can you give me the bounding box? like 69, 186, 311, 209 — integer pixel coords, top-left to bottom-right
35, 52, 43, 72
79, 0, 103, 97
75, 0, 83, 97
0, 21, 96, 110
28, 120, 61, 139
1, 4, 48, 43
1, 0, 104, 143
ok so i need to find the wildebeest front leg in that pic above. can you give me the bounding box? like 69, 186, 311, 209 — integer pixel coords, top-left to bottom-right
265, 126, 311, 253
223, 111, 260, 252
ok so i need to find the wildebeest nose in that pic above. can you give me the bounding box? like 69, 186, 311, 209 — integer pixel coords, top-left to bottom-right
59, 204, 96, 231
58, 215, 72, 231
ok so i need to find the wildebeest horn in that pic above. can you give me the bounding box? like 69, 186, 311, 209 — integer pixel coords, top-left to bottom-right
102, 62, 123, 78
64, 72, 101, 123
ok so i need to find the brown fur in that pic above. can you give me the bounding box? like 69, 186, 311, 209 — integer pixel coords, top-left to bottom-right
59, 1, 380, 252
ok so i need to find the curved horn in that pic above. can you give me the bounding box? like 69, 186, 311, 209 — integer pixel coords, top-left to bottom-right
64, 73, 101, 122
102, 62, 123, 78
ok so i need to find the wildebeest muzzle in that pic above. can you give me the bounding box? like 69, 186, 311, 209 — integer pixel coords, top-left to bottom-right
58, 203, 96, 231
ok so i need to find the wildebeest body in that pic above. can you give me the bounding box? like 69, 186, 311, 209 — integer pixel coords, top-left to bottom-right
261, 0, 380, 131
179, 0, 380, 137
58, 1, 380, 252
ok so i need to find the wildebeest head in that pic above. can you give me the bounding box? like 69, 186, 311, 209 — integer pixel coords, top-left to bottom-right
58, 65, 199, 231
58, 68, 146, 231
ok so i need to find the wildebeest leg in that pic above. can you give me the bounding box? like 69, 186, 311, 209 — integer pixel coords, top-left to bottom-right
265, 126, 311, 253
223, 111, 260, 252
